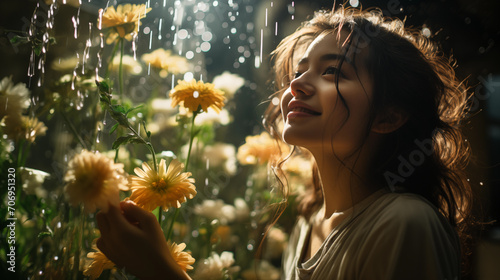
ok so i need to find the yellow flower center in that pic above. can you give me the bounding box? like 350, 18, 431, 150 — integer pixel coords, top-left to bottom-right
151, 178, 168, 192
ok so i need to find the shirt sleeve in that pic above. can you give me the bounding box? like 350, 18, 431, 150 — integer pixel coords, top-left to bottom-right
355, 195, 461, 280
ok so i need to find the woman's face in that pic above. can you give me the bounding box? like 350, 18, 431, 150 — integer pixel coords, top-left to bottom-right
280, 32, 374, 159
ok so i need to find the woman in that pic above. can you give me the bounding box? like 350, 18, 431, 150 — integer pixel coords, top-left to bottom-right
96, 7, 474, 279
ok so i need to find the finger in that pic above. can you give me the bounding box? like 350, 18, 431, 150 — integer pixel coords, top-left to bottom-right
96, 238, 123, 268
104, 202, 130, 231
120, 201, 159, 233
96, 237, 107, 253
96, 211, 110, 237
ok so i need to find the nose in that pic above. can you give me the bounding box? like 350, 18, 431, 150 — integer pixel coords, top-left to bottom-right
290, 74, 314, 97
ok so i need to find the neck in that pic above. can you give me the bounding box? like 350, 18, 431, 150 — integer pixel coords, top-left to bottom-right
307, 138, 381, 218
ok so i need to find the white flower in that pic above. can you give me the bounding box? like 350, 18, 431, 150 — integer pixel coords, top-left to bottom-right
151, 98, 177, 114
148, 98, 180, 135
193, 251, 240, 280
282, 155, 314, 195
110, 55, 143, 75
241, 260, 280, 280
194, 199, 236, 224
51, 56, 79, 72
0, 77, 31, 133
0, 76, 30, 110
20, 167, 50, 198
203, 143, 237, 175
264, 227, 288, 259
234, 198, 250, 221
212, 71, 245, 99
194, 108, 231, 126
59, 74, 72, 83
0, 77, 30, 103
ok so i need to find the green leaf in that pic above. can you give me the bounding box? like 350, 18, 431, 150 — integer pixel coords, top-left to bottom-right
9, 35, 29, 46
38, 232, 53, 239
96, 80, 111, 94
142, 120, 152, 138
112, 134, 144, 149
9, 35, 19, 44
110, 104, 127, 114
125, 105, 143, 116
109, 123, 119, 134
34, 44, 42, 56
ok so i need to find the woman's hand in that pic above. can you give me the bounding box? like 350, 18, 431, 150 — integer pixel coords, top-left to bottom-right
96, 201, 190, 280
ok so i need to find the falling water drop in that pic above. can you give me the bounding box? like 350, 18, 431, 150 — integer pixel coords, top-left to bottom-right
72, 8, 80, 39
132, 35, 138, 59
259, 29, 263, 63
149, 30, 154, 49
158, 18, 163, 40
28, 50, 35, 77
265, 8, 268, 27
96, 126, 101, 144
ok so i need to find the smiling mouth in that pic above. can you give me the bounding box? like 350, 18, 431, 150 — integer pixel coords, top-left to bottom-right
290, 107, 321, 115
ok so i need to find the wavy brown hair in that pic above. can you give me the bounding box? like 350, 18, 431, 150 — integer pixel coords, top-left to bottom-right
263, 7, 476, 274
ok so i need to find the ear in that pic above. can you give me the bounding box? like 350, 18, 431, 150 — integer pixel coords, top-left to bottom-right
371, 106, 409, 134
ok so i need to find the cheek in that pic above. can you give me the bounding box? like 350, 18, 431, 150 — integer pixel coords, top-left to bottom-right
280, 88, 293, 116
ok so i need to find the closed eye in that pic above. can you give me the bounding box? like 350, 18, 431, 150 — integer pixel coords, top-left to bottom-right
323, 66, 347, 79
293, 71, 303, 79
323, 66, 339, 76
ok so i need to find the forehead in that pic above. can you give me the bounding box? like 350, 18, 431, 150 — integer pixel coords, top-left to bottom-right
302, 32, 342, 58
299, 31, 369, 68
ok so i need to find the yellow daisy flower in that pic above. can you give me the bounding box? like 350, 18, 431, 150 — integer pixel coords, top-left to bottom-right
129, 159, 196, 211
64, 150, 129, 213
99, 4, 152, 44
84, 244, 115, 280
142, 48, 190, 76
169, 241, 195, 272
170, 80, 226, 113
237, 132, 289, 165
2, 115, 47, 143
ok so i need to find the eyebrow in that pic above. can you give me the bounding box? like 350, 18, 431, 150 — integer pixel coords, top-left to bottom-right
297, 53, 352, 66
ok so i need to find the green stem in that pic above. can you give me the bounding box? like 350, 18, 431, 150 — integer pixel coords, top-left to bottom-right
148, 143, 157, 172
166, 208, 180, 240
119, 38, 124, 97
20, 142, 32, 167
184, 110, 199, 171
164, 111, 198, 240
61, 111, 88, 150
125, 123, 157, 172
16, 139, 24, 167
105, 41, 120, 79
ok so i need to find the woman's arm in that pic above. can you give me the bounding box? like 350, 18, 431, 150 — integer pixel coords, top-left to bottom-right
96, 201, 191, 280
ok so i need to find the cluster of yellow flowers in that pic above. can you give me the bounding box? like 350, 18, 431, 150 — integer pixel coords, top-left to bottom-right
52, 1, 296, 278
65, 4, 229, 272
236, 131, 290, 165
99, 4, 152, 44
142, 48, 191, 77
